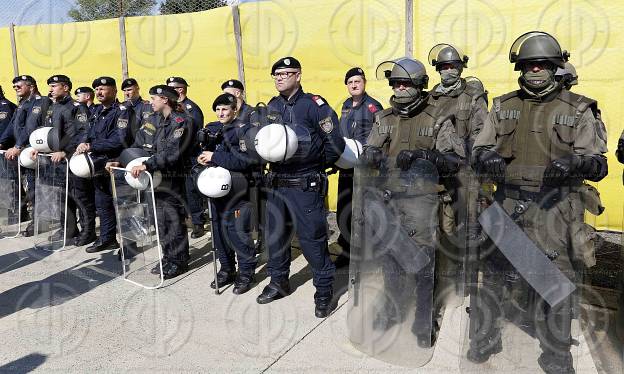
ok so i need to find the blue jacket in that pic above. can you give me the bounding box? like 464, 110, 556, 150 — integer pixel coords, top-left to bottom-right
339, 92, 383, 144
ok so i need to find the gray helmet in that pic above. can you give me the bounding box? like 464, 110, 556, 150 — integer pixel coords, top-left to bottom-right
509, 31, 569, 71
555, 61, 578, 86
376, 57, 429, 88
428, 43, 468, 70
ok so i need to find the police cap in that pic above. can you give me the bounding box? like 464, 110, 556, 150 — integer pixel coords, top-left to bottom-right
121, 78, 139, 90
166, 76, 189, 87
47, 75, 72, 88
212, 93, 237, 111
149, 85, 179, 103
344, 67, 366, 84
12, 75, 36, 85
92, 77, 117, 89
74, 87, 94, 96
221, 79, 244, 91
271, 57, 301, 75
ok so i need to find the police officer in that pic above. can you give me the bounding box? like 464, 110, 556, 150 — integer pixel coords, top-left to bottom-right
76, 77, 133, 253
427, 44, 488, 291
0, 75, 52, 236
32, 75, 94, 244
197, 93, 258, 294
333, 67, 383, 268
167, 76, 206, 238
361, 57, 464, 347
74, 87, 98, 117
255, 56, 345, 318
121, 78, 153, 130
0, 85, 19, 223
470, 31, 608, 372
129, 85, 192, 279
221, 79, 253, 123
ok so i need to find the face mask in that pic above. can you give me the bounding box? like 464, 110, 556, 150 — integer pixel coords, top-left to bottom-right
521, 69, 553, 90
392, 86, 421, 104
440, 68, 461, 86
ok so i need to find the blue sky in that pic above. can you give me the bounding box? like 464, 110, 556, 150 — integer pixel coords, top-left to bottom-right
0, 0, 259, 27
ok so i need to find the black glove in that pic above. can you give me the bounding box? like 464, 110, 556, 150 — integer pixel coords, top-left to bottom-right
396, 149, 438, 171
360, 146, 384, 169
617, 138, 624, 164
474, 150, 506, 183
197, 129, 223, 152
543, 156, 574, 186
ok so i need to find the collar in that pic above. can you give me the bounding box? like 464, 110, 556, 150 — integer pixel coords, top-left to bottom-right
279, 86, 304, 104
431, 79, 465, 98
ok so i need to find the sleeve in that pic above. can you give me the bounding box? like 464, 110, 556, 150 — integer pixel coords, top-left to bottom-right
211, 126, 257, 172
435, 118, 466, 158
472, 109, 498, 154
57, 107, 77, 154
0, 113, 16, 148
365, 111, 390, 150
68, 104, 90, 153
22, 99, 50, 147
574, 108, 608, 156
468, 96, 488, 145
0, 103, 15, 137
316, 102, 345, 165
144, 117, 191, 172
353, 100, 383, 144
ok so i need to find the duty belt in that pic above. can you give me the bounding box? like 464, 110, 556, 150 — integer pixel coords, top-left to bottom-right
496, 185, 576, 206
266, 172, 328, 195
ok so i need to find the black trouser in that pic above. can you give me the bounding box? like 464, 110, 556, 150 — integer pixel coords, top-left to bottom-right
156, 186, 190, 266
70, 173, 96, 236
336, 168, 353, 255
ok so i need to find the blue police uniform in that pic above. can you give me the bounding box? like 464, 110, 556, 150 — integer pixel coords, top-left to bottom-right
335, 93, 383, 257
181, 97, 207, 229
142, 110, 192, 274
85, 102, 132, 247
238, 102, 253, 124
126, 96, 153, 133
261, 86, 345, 307
0, 96, 19, 222
204, 118, 257, 278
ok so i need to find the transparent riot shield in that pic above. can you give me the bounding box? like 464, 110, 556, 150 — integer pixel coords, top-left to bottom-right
348, 156, 457, 367
33, 153, 69, 251
111, 167, 163, 289
461, 190, 620, 373
0, 151, 23, 238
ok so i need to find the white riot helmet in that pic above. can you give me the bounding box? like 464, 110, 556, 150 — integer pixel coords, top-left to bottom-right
29, 127, 60, 153
254, 123, 298, 162
335, 138, 363, 169
196, 166, 232, 198
18, 147, 37, 169
119, 148, 162, 190
69, 153, 106, 178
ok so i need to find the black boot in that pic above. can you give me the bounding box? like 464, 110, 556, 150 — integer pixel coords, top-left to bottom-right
85, 238, 119, 253
256, 280, 290, 304
314, 291, 334, 318
537, 352, 575, 374
232, 273, 255, 295
163, 262, 188, 279
191, 224, 205, 239
211, 269, 236, 289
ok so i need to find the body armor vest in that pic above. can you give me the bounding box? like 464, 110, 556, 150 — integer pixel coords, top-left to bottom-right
493, 90, 596, 188
429, 80, 480, 140
377, 104, 439, 157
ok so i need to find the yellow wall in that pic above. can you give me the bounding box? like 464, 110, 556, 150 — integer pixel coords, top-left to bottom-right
0, 0, 622, 230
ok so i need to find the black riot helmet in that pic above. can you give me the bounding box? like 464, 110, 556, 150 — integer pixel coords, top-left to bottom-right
555, 61, 578, 86
509, 31, 569, 71
376, 57, 429, 89
428, 43, 469, 70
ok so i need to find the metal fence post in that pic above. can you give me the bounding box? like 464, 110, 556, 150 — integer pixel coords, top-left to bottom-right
231, 4, 246, 88
119, 16, 129, 80
9, 23, 19, 77
405, 0, 414, 58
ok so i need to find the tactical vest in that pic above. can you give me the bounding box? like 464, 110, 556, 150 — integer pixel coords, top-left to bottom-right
374, 105, 440, 158
493, 90, 596, 188
429, 81, 482, 140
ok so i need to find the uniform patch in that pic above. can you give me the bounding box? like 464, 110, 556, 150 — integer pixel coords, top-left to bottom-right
319, 117, 333, 133
367, 103, 378, 114
119, 105, 126, 110
32, 106, 41, 114
175, 116, 184, 123
312, 95, 325, 106
173, 128, 184, 138
142, 112, 152, 119
77, 113, 88, 123
0, 112, 6, 119
117, 119, 128, 128
239, 139, 247, 152
73, 102, 80, 106
186, 104, 192, 110
143, 123, 155, 134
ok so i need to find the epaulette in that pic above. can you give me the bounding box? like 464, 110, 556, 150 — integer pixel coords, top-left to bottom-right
309, 94, 327, 107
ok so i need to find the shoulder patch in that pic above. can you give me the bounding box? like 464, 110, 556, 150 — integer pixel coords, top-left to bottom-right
173, 128, 184, 138
367, 103, 378, 113
0, 112, 7, 120
77, 113, 88, 123
319, 116, 334, 133
239, 139, 247, 152
186, 104, 192, 109
32, 106, 41, 114
312, 95, 325, 106
117, 118, 128, 128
